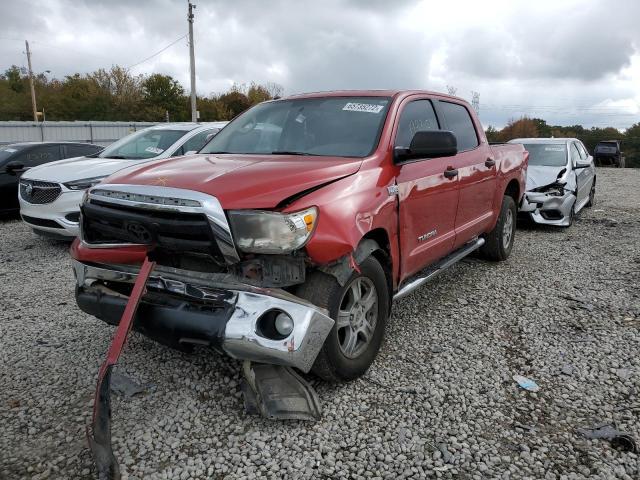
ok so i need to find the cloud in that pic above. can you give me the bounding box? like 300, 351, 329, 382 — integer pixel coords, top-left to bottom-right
0, 0, 638, 129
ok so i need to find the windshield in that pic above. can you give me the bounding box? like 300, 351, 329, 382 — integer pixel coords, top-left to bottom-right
98, 129, 188, 160
523, 143, 567, 166
200, 96, 391, 158
0, 144, 29, 165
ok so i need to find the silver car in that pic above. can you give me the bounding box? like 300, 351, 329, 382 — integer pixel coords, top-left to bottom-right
509, 138, 596, 227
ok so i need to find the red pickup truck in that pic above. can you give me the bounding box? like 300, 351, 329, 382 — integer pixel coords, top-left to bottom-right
72, 90, 526, 396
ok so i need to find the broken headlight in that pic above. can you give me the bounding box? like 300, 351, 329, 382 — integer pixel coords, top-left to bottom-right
534, 182, 566, 196
228, 207, 318, 254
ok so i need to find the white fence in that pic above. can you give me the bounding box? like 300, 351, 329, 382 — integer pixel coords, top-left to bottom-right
0, 121, 160, 146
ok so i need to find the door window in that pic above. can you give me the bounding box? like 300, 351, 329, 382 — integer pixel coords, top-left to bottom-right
173, 129, 217, 156
570, 143, 582, 165
24, 145, 61, 166
439, 102, 479, 151
395, 100, 440, 148
576, 142, 589, 159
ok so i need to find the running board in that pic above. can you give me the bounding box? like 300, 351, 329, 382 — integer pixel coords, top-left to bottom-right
393, 237, 485, 301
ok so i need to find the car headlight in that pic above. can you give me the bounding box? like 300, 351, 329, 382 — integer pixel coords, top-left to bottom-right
228, 207, 318, 254
64, 176, 107, 190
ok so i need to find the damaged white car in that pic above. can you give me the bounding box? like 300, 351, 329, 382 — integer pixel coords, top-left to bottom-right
509, 138, 596, 227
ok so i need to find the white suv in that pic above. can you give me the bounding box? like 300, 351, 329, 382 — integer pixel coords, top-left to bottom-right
19, 122, 227, 238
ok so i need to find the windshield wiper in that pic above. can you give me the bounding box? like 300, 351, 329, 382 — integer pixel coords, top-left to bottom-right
101, 155, 128, 159
205, 151, 231, 154
270, 151, 320, 156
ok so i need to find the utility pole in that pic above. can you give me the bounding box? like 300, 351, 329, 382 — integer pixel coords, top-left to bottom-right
188, 1, 197, 122
25, 40, 38, 122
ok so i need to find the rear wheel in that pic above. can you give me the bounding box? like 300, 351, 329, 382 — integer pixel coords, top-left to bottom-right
479, 195, 516, 261
297, 256, 389, 382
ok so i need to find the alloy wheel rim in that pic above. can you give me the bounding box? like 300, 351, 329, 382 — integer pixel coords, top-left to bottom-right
336, 277, 378, 359
503, 209, 514, 248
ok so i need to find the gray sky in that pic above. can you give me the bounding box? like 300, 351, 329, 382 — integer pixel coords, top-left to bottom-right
1, 0, 639, 129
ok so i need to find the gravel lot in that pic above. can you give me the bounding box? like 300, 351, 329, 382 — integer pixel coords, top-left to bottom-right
1, 168, 639, 480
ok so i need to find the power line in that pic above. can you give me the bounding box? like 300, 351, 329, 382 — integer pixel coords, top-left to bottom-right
126, 34, 188, 70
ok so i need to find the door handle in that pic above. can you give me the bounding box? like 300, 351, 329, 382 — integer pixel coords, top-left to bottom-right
444, 167, 458, 178
485, 158, 496, 167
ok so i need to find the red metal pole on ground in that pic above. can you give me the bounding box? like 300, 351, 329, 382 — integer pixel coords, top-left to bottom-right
87, 258, 156, 480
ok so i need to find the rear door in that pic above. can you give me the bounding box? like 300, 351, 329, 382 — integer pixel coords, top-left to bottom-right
395, 97, 459, 279
437, 100, 496, 248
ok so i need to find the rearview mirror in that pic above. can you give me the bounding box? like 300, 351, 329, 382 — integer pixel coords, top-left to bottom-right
395, 130, 458, 162
5, 161, 25, 175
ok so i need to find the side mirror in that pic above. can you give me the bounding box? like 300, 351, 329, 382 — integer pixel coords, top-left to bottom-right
5, 161, 25, 175
204, 133, 216, 142
394, 130, 458, 162
574, 161, 591, 169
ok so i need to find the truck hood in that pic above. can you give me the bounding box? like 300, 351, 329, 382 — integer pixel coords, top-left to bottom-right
22, 156, 151, 183
526, 165, 570, 191
102, 153, 364, 209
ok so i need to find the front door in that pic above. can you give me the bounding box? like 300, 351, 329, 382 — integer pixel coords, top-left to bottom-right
394, 98, 460, 281
437, 100, 496, 248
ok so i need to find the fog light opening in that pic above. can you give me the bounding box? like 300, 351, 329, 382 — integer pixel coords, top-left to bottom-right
256, 309, 295, 340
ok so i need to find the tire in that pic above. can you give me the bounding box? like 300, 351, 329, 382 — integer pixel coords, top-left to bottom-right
479, 195, 516, 261
296, 255, 389, 382
586, 179, 596, 208
562, 201, 576, 228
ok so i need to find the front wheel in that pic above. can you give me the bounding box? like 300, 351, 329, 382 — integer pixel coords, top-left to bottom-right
297, 256, 389, 382
586, 179, 596, 208
479, 195, 517, 261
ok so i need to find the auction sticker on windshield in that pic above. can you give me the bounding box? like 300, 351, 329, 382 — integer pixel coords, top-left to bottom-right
342, 102, 384, 113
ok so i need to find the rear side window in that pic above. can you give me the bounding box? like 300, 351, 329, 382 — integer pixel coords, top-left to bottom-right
24, 145, 62, 166
439, 102, 479, 151
395, 100, 440, 148
66, 144, 102, 158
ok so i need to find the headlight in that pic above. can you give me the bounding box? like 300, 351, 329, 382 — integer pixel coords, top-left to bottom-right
64, 176, 107, 190
228, 207, 318, 254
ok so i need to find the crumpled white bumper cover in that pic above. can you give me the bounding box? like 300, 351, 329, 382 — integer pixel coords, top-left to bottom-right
519, 190, 575, 227
73, 260, 334, 372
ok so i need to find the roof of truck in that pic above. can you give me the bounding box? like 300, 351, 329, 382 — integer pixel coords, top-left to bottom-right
283, 89, 461, 101
509, 138, 577, 144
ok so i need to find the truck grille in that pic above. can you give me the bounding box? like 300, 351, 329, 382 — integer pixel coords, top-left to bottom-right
20, 180, 62, 204
81, 199, 227, 264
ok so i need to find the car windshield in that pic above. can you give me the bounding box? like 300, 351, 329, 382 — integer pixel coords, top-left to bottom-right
523, 143, 567, 166
0, 144, 29, 164
200, 96, 392, 158
98, 129, 188, 160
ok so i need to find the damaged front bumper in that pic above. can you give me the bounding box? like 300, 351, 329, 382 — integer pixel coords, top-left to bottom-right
73, 260, 334, 373
519, 190, 576, 227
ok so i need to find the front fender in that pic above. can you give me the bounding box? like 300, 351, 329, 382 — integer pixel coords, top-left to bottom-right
286, 164, 400, 286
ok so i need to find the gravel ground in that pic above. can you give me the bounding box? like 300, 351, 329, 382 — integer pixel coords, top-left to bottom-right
1, 168, 639, 480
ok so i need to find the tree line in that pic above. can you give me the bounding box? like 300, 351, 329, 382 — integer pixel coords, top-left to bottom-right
1, 65, 637, 167
486, 117, 640, 168
0, 65, 283, 122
